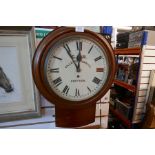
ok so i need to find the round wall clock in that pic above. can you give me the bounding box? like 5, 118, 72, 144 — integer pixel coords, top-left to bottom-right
32, 27, 116, 127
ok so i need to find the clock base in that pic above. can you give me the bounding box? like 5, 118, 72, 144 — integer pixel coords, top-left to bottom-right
55, 104, 96, 128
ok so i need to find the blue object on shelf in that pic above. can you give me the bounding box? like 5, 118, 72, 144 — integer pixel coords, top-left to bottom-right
141, 31, 148, 45
102, 26, 113, 35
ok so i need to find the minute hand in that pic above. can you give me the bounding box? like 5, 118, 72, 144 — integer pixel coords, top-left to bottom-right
76, 50, 81, 72
76, 42, 82, 72
63, 44, 78, 69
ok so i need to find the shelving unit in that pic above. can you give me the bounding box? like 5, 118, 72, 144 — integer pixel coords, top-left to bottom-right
132, 45, 155, 124
114, 79, 136, 93
110, 47, 141, 128
114, 47, 141, 55
109, 105, 132, 128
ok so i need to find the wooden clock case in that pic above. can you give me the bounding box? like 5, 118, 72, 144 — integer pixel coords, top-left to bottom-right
32, 27, 116, 127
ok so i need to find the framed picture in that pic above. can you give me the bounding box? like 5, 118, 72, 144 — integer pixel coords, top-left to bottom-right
0, 26, 40, 122
143, 70, 155, 128
84, 26, 102, 33
146, 70, 155, 106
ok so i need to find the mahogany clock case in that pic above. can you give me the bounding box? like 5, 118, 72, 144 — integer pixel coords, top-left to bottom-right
32, 27, 116, 109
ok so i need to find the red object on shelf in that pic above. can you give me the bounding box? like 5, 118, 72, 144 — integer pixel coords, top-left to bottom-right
114, 79, 136, 92
114, 47, 141, 55
110, 105, 132, 128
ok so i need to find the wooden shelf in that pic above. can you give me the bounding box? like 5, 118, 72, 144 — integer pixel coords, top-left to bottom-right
114, 47, 141, 55
109, 105, 132, 128
117, 64, 129, 71
114, 79, 136, 92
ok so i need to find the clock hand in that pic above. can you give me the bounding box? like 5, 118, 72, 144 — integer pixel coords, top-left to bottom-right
76, 42, 82, 72
77, 54, 81, 72
77, 61, 80, 72
63, 44, 78, 70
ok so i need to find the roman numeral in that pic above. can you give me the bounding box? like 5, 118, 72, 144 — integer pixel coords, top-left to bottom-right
87, 86, 91, 93
76, 41, 82, 51
75, 88, 80, 97
50, 68, 59, 73
64, 43, 71, 53
53, 56, 62, 60
88, 45, 93, 54
96, 68, 104, 72
94, 56, 102, 62
92, 77, 101, 85
62, 85, 70, 95
53, 77, 62, 87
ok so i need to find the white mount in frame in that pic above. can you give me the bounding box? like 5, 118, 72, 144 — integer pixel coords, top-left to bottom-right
0, 27, 40, 122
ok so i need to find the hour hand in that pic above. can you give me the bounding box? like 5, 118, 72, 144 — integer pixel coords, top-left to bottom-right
76, 52, 82, 72
63, 44, 78, 69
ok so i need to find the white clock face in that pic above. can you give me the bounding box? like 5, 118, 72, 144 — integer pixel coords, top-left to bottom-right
44, 36, 109, 101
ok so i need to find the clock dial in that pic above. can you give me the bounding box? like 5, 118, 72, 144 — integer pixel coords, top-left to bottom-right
44, 37, 109, 101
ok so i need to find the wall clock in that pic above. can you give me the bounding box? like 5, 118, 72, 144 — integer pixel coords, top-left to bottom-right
32, 27, 116, 127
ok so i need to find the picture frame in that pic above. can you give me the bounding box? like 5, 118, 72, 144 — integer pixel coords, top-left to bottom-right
146, 70, 155, 106
0, 26, 40, 122
142, 70, 155, 128
84, 26, 102, 33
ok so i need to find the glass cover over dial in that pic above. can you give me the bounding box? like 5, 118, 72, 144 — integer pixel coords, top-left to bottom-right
44, 36, 109, 101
